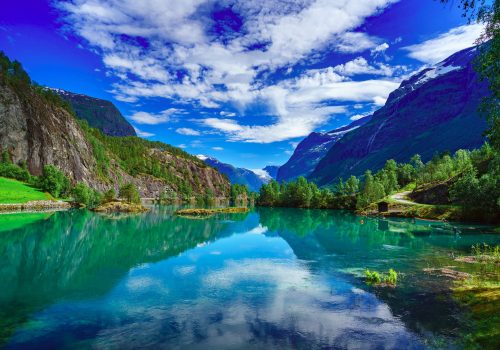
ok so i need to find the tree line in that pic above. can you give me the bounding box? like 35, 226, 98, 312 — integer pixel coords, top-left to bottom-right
257, 143, 499, 217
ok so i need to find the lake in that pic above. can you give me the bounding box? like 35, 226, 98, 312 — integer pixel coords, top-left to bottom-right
0, 207, 499, 349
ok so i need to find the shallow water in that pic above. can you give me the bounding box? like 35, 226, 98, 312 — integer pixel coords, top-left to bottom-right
0, 207, 498, 349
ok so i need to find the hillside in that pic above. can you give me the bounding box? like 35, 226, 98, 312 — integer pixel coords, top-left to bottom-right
197, 155, 265, 192
309, 46, 490, 186
52, 89, 136, 137
0, 52, 230, 199
277, 116, 372, 182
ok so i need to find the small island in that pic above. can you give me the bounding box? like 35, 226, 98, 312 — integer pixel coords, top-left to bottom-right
92, 201, 149, 213
175, 207, 249, 217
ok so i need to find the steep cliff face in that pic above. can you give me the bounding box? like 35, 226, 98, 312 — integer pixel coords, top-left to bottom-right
0, 82, 98, 181
52, 88, 136, 137
0, 71, 229, 199
310, 46, 490, 186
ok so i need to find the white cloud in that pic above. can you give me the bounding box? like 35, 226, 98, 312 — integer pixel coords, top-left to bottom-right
332, 57, 404, 77
133, 126, 154, 137
212, 146, 224, 151
176, 127, 201, 136
178, 143, 187, 148
371, 42, 389, 55
129, 108, 179, 125
56, 0, 403, 143
403, 24, 484, 64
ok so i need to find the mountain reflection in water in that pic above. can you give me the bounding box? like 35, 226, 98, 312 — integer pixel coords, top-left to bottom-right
0, 207, 498, 349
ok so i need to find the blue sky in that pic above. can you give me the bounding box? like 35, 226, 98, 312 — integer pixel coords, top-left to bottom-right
0, 0, 484, 169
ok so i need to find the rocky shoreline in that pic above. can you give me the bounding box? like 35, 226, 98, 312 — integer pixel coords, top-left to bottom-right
0, 200, 73, 212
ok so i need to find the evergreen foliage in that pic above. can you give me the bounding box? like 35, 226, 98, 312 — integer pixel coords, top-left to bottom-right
71, 182, 102, 209
119, 183, 141, 204
38, 165, 71, 198
258, 143, 500, 217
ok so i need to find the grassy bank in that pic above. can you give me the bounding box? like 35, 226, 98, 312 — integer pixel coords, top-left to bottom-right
451, 244, 500, 349
0, 177, 53, 204
175, 207, 249, 217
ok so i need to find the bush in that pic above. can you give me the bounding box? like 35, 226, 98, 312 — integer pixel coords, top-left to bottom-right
102, 188, 116, 203
0, 162, 32, 182
38, 165, 71, 198
72, 182, 101, 209
119, 183, 140, 204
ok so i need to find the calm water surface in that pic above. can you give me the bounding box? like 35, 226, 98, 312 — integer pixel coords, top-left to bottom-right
0, 207, 499, 349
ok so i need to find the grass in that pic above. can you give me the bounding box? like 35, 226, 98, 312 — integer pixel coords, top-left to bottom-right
364, 268, 398, 286
175, 207, 249, 217
0, 177, 52, 204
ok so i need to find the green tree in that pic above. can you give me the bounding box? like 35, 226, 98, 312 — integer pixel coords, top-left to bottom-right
39, 165, 70, 198
119, 183, 141, 204
72, 182, 102, 208
103, 188, 116, 203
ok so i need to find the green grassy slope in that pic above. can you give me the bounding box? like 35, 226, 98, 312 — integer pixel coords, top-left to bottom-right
0, 177, 52, 204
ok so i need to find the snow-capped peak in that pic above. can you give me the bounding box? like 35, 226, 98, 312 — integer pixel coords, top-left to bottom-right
251, 169, 272, 182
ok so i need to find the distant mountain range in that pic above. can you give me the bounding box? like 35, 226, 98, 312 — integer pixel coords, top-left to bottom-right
309, 45, 489, 186
277, 116, 372, 182
272, 45, 489, 187
51, 88, 136, 137
197, 155, 276, 191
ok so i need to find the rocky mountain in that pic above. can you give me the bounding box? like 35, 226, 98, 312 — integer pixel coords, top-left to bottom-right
309, 45, 490, 186
263, 165, 280, 180
277, 116, 372, 182
0, 52, 230, 199
51, 88, 136, 137
198, 155, 267, 192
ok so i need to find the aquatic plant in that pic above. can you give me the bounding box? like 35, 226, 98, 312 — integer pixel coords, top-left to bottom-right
471, 243, 500, 262
364, 268, 398, 286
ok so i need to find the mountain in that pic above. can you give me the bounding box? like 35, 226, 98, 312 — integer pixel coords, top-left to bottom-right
198, 155, 266, 192
0, 52, 229, 198
277, 116, 372, 182
263, 165, 280, 180
309, 45, 490, 186
51, 88, 136, 137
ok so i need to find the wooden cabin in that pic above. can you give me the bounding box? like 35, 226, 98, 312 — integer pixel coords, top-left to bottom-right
377, 201, 389, 213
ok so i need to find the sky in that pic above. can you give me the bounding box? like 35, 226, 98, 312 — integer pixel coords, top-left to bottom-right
0, 0, 485, 169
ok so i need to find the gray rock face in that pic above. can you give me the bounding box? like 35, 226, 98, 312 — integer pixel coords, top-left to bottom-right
0, 83, 98, 183
0, 82, 230, 199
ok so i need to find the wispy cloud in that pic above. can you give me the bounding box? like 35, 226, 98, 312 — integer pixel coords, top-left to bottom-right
130, 108, 180, 125
133, 126, 154, 137
55, 0, 401, 143
403, 23, 484, 64
176, 127, 201, 136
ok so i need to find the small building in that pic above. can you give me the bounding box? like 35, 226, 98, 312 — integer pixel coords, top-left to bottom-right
377, 201, 389, 213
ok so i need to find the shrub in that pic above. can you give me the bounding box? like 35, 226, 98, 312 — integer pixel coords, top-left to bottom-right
102, 188, 116, 203
0, 162, 32, 182
72, 182, 101, 209
119, 183, 141, 204
38, 165, 71, 198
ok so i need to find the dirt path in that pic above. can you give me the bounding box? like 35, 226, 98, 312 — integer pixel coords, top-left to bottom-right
390, 191, 416, 205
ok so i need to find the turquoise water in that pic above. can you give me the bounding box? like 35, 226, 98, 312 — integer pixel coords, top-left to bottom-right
0, 207, 499, 349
